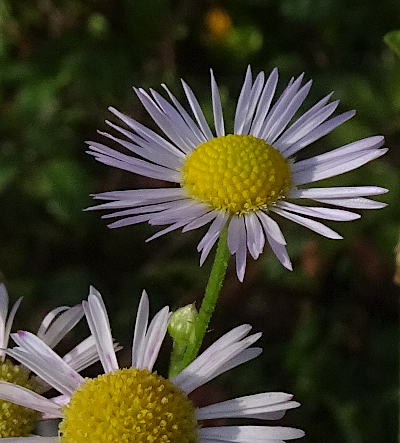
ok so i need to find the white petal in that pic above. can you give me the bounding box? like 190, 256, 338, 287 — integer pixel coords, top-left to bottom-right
39, 304, 84, 349
244, 213, 265, 260
234, 217, 247, 282
312, 197, 387, 209
1, 438, 59, 442
182, 210, 217, 233
250, 68, 279, 137
0, 381, 62, 417
257, 212, 287, 245
196, 392, 299, 420
292, 148, 387, 186
139, 306, 169, 371
197, 212, 229, 266
131, 291, 149, 368
181, 79, 214, 139
282, 110, 356, 158
83, 286, 119, 373
289, 186, 388, 199
264, 232, 292, 271
9, 332, 84, 396
199, 425, 305, 441
0, 284, 9, 352
3, 297, 22, 357
210, 69, 225, 136
276, 201, 360, 221
272, 208, 342, 239
234, 66, 253, 134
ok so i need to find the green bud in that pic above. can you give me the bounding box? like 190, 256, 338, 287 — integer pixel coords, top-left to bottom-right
168, 304, 198, 345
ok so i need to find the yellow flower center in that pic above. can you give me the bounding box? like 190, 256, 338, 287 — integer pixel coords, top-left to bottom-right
59, 367, 198, 443
182, 134, 291, 214
0, 359, 40, 437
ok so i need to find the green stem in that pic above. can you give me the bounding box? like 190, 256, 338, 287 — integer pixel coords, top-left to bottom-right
179, 227, 230, 370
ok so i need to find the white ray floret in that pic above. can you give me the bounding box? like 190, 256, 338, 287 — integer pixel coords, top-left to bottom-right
0, 288, 304, 442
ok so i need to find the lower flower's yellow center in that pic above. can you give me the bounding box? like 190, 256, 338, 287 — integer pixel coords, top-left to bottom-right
0, 359, 40, 437
59, 367, 198, 443
182, 134, 291, 214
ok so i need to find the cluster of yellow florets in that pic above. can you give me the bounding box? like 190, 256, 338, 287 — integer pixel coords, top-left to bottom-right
59, 367, 198, 443
182, 134, 291, 214
0, 359, 40, 437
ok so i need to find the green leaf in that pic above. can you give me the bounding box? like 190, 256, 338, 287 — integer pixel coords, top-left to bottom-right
384, 30, 400, 57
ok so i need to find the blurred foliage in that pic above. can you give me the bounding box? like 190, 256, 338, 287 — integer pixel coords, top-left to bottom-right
0, 1, 399, 442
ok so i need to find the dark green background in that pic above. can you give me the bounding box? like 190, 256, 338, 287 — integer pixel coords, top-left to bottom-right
0, 1, 399, 441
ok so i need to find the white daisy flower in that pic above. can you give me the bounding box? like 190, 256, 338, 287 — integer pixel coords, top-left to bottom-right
0, 287, 304, 442
86, 67, 388, 281
0, 284, 119, 438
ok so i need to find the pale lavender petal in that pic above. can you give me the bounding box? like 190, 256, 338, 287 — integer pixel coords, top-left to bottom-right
234, 66, 253, 134
0, 381, 62, 418
289, 186, 388, 199
312, 197, 387, 209
3, 297, 22, 356
244, 213, 265, 260
264, 231, 292, 271
256, 212, 287, 245
181, 79, 214, 139
210, 69, 225, 136
276, 201, 360, 221
250, 68, 279, 137
198, 212, 229, 265
131, 290, 149, 368
198, 425, 305, 441
272, 207, 342, 239
83, 286, 119, 373
241, 71, 265, 135
282, 110, 355, 157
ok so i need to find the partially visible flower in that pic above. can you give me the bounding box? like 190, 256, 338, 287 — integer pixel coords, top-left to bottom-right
0, 284, 119, 437
87, 67, 388, 281
206, 7, 232, 40
0, 287, 304, 442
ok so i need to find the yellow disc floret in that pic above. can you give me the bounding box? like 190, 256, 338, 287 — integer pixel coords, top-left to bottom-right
0, 359, 40, 437
182, 134, 291, 214
59, 367, 198, 443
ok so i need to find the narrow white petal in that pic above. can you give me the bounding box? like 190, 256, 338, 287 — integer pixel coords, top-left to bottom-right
227, 216, 242, 253
234, 217, 247, 282
289, 186, 388, 199
250, 68, 279, 137
139, 306, 169, 371
196, 392, 299, 420
39, 304, 84, 349
131, 291, 149, 368
2, 438, 59, 442
0, 284, 9, 352
272, 208, 342, 239
210, 69, 225, 136
265, 232, 292, 271
3, 297, 22, 356
257, 212, 287, 245
244, 213, 265, 260
0, 381, 62, 417
282, 110, 356, 157
198, 212, 229, 265
292, 135, 385, 174
199, 425, 305, 441
312, 197, 387, 209
260, 74, 305, 141
266, 80, 313, 144
83, 287, 118, 373
242, 71, 265, 135
275, 99, 338, 150
161, 83, 207, 144
234, 66, 253, 134
181, 79, 214, 139
9, 332, 84, 396
277, 201, 360, 221
292, 148, 387, 186
37, 306, 69, 338
182, 210, 217, 233
108, 106, 188, 157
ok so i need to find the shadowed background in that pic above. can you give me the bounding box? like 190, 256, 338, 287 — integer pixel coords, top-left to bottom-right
0, 1, 399, 441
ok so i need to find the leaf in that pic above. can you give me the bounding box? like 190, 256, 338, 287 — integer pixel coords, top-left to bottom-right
384, 30, 400, 57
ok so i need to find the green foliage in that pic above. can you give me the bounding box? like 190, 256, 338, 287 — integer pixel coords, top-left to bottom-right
0, 1, 399, 442
385, 30, 400, 57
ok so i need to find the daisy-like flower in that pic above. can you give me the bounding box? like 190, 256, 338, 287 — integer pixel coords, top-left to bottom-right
0, 287, 304, 442
87, 67, 388, 281
0, 284, 117, 438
